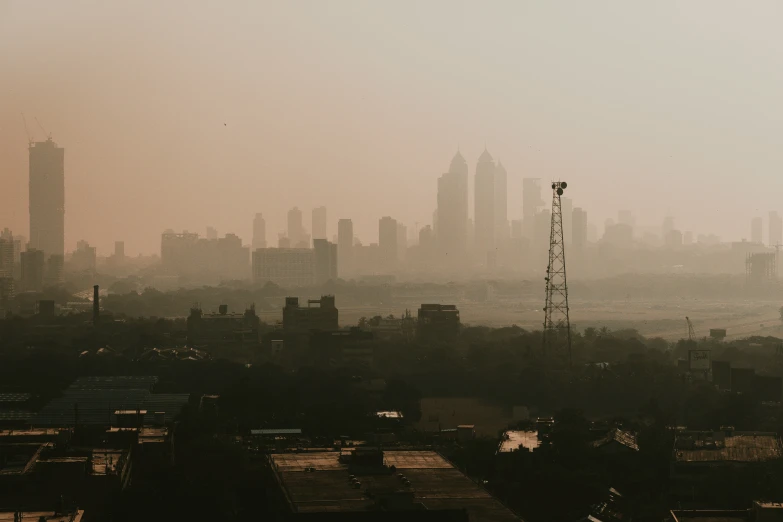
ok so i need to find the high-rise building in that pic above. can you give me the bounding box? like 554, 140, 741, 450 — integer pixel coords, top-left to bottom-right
618, 210, 635, 229
288, 207, 304, 247
561, 197, 573, 245
206, 227, 218, 240
436, 151, 469, 260
252, 213, 267, 250
337, 219, 353, 278
474, 148, 496, 258
313, 238, 337, 285
21, 248, 45, 292
494, 161, 508, 243
522, 178, 544, 238
379, 216, 398, 264
29, 138, 64, 260
312, 206, 327, 241
572, 208, 587, 248
0, 232, 14, 277
44, 255, 63, 287
114, 241, 125, 260
252, 248, 315, 287
72, 240, 97, 272
683, 231, 694, 245
396, 222, 407, 261
511, 219, 523, 239
662, 216, 675, 239
770, 212, 782, 247
751, 216, 763, 244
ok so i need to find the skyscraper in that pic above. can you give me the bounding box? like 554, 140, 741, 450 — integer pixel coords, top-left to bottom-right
313, 238, 337, 285
396, 222, 407, 261
252, 213, 267, 250
337, 219, 353, 277
29, 138, 64, 259
379, 216, 398, 265
770, 211, 782, 247
751, 217, 763, 244
561, 197, 573, 245
494, 161, 508, 242
288, 207, 304, 247
522, 178, 543, 238
436, 151, 469, 260
474, 148, 496, 258
114, 241, 125, 260
312, 206, 327, 241
572, 208, 587, 248
21, 249, 44, 292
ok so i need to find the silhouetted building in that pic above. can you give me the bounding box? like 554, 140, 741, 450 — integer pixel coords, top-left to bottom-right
396, 222, 407, 261
664, 229, 683, 248
337, 219, 354, 277
161, 230, 249, 279
313, 238, 337, 285
494, 161, 508, 243
282, 295, 338, 332
288, 207, 304, 247
560, 196, 572, 245
770, 211, 782, 247
474, 148, 495, 258
572, 207, 587, 248
603, 223, 633, 246
662, 215, 675, 238
114, 241, 125, 260
161, 230, 199, 272
379, 216, 399, 266
523, 178, 544, 238
29, 138, 65, 259
0, 277, 13, 315
0, 233, 13, 277
252, 213, 267, 250
417, 304, 460, 342
187, 304, 260, 346
752, 216, 763, 244
436, 151, 469, 261
21, 248, 45, 292
72, 240, 97, 272
44, 254, 63, 287
253, 248, 315, 287
206, 226, 218, 240
312, 206, 327, 242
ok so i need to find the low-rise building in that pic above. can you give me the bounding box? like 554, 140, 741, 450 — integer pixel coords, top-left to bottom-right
417, 304, 460, 342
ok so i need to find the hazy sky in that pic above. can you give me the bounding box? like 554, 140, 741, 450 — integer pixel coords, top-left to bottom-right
3, 1, 783, 255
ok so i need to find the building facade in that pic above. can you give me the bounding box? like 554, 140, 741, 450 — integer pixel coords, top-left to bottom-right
436, 151, 469, 261
252, 248, 315, 287
474, 148, 495, 259
29, 138, 65, 260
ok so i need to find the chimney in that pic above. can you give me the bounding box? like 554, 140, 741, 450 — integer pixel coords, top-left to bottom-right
93, 285, 100, 324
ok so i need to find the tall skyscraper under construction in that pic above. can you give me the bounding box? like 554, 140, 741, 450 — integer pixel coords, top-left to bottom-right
29, 138, 65, 259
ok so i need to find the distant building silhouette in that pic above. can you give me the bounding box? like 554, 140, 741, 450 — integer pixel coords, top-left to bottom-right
252, 213, 267, 250
436, 151, 469, 261
494, 161, 508, 242
572, 208, 587, 248
664, 229, 683, 248
313, 238, 337, 285
662, 215, 675, 238
206, 226, 218, 240
114, 241, 125, 260
417, 304, 460, 342
379, 216, 398, 266
337, 219, 353, 278
770, 211, 782, 247
474, 148, 495, 259
522, 178, 544, 238
29, 138, 64, 261
253, 248, 315, 287
161, 230, 249, 279
396, 222, 407, 261
0, 232, 14, 278
72, 240, 97, 272
561, 197, 573, 244
312, 206, 327, 242
21, 248, 45, 292
288, 207, 304, 247
751, 216, 763, 244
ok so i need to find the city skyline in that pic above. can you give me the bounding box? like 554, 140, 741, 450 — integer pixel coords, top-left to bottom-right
4, 2, 783, 254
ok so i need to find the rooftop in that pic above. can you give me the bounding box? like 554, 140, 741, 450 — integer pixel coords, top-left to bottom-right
674, 431, 782, 463
498, 431, 540, 453
0, 512, 84, 522
269, 450, 520, 522
593, 428, 639, 452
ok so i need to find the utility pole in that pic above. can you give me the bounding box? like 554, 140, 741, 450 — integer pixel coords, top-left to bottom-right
543, 181, 572, 364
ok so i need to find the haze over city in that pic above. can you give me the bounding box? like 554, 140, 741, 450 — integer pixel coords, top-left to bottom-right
4, 1, 783, 255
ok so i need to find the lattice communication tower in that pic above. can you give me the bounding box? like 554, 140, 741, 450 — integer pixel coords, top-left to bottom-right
542, 181, 572, 363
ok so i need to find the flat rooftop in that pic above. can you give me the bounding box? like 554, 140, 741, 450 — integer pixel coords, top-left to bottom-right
674, 432, 782, 463
270, 450, 521, 522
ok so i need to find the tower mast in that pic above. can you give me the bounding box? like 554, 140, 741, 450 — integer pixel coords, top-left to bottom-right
543, 181, 572, 364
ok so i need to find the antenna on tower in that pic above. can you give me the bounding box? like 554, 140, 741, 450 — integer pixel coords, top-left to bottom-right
542, 181, 572, 364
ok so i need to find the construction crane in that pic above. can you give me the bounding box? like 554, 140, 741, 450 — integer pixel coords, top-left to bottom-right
34, 117, 51, 141
686, 316, 696, 342
20, 113, 33, 146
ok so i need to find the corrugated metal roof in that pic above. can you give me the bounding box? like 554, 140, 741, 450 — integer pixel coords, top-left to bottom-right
251, 428, 302, 435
